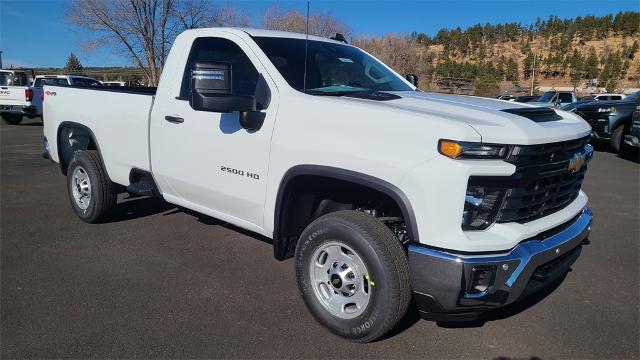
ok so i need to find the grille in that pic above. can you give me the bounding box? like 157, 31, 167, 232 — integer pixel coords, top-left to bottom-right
495, 136, 591, 223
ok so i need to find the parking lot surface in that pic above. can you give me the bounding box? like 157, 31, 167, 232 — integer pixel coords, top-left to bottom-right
1, 118, 639, 359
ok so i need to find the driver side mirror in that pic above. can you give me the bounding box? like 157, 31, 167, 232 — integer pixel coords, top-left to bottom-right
406, 74, 419, 87
190, 61, 267, 131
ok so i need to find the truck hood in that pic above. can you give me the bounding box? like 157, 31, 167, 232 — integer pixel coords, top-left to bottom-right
575, 99, 637, 111
363, 91, 592, 144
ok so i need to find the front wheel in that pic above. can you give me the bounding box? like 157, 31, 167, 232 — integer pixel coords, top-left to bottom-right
295, 210, 411, 342
66, 150, 116, 223
610, 125, 625, 153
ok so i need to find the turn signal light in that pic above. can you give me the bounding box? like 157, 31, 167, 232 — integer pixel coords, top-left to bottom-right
439, 140, 463, 159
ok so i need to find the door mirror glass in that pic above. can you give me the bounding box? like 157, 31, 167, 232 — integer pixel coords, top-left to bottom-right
190, 61, 256, 113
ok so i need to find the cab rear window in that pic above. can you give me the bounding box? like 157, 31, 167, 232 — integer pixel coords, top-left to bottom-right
0, 72, 28, 86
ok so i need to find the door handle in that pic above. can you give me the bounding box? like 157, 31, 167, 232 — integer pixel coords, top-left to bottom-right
164, 115, 184, 124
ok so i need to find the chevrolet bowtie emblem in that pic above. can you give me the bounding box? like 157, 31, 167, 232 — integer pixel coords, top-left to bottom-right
568, 152, 586, 173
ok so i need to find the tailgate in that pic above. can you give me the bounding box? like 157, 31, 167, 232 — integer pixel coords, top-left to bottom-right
0, 86, 28, 105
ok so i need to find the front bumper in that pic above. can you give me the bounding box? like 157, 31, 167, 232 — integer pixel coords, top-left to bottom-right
408, 207, 592, 320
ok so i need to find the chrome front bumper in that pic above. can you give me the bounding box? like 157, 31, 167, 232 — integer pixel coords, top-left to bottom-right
408, 207, 593, 319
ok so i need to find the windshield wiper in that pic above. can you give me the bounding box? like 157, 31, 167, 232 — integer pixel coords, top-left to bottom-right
304, 89, 366, 96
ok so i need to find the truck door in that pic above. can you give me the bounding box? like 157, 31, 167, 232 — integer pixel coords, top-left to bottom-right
150, 35, 278, 230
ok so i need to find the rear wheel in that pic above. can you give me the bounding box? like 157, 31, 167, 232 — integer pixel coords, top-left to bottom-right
2, 114, 22, 125
295, 210, 411, 342
66, 150, 116, 223
610, 126, 625, 153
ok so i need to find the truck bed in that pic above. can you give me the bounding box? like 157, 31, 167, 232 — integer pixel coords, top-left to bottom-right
43, 85, 155, 186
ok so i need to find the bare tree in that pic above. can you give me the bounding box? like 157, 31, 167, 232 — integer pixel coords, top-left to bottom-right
353, 34, 424, 78
263, 5, 350, 38
68, 0, 249, 86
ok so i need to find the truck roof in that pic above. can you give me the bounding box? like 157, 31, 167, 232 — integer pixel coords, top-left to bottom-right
184, 27, 344, 44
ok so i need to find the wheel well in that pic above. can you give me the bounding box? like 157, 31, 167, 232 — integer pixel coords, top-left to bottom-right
57, 123, 99, 175
273, 168, 418, 260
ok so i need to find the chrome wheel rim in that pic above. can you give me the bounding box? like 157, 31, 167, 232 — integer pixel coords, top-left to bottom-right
309, 241, 371, 319
71, 166, 91, 210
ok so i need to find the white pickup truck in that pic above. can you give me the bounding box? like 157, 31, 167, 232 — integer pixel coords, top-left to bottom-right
0, 69, 40, 124
43, 28, 594, 342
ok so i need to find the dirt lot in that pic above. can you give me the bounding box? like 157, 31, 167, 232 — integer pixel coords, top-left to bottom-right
1, 118, 638, 359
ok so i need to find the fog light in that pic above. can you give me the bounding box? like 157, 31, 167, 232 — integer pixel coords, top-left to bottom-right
468, 265, 496, 295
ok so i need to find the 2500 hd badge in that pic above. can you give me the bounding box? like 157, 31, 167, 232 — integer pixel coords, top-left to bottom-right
220, 165, 260, 180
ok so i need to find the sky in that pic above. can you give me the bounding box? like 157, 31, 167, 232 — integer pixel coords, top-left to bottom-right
1, 0, 638, 68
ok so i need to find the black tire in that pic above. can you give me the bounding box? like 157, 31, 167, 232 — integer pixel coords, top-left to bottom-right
295, 210, 411, 342
2, 114, 22, 125
610, 125, 624, 153
66, 150, 116, 223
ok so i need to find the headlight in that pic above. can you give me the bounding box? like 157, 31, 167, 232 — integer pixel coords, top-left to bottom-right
439, 140, 509, 159
597, 107, 616, 113
462, 184, 504, 230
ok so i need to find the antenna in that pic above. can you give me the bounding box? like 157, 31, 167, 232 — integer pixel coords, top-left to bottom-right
303, 1, 310, 93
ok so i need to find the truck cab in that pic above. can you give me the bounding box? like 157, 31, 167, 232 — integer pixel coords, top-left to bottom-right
529, 90, 577, 108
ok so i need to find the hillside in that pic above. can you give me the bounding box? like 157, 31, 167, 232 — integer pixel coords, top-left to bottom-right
356, 12, 640, 95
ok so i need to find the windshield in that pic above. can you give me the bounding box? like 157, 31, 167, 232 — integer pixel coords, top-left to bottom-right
538, 91, 557, 102
253, 37, 413, 95
625, 91, 639, 103
34, 77, 70, 87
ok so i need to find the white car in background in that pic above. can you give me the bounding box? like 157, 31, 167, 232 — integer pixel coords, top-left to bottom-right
0, 69, 39, 124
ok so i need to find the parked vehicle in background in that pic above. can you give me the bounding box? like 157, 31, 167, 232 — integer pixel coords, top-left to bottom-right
593, 93, 626, 101
33, 75, 101, 88
623, 104, 640, 149
513, 95, 540, 103
42, 28, 594, 342
528, 91, 577, 108
495, 94, 515, 101
101, 81, 126, 87
31, 75, 102, 118
0, 69, 39, 124
574, 91, 640, 153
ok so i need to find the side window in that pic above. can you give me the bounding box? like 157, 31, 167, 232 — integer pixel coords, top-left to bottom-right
14, 73, 28, 86
559, 93, 573, 103
179, 37, 259, 99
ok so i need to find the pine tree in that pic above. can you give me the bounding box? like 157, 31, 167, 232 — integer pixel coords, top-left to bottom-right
64, 53, 84, 75
584, 49, 599, 79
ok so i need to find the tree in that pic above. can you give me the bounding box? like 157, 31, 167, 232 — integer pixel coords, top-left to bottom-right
64, 53, 84, 75
262, 5, 349, 38
68, 0, 248, 86
584, 48, 600, 79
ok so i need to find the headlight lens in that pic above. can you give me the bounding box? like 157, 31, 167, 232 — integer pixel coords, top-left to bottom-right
597, 107, 616, 113
439, 140, 509, 159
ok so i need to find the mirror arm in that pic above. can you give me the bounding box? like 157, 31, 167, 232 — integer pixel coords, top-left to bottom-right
239, 111, 266, 132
